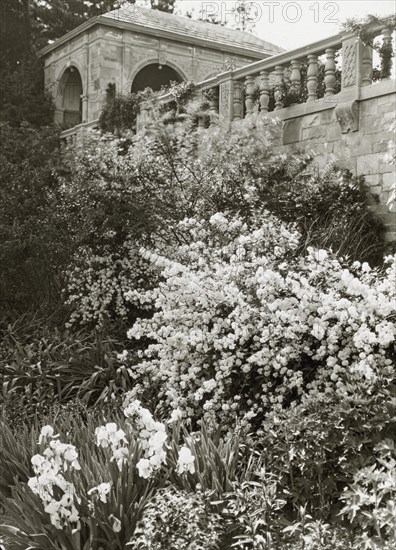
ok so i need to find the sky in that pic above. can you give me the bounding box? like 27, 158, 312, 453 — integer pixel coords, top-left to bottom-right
175, 0, 396, 50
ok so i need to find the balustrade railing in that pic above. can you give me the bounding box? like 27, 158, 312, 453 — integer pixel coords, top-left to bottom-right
141, 21, 395, 129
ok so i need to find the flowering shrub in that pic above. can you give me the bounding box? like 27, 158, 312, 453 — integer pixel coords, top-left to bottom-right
126, 211, 396, 428
61, 111, 384, 327
65, 241, 158, 327
129, 486, 221, 550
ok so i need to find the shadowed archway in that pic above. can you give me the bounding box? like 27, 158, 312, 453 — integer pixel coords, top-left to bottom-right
131, 63, 183, 93
60, 67, 83, 127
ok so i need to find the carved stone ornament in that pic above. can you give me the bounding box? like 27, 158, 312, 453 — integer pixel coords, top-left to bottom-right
334, 100, 359, 133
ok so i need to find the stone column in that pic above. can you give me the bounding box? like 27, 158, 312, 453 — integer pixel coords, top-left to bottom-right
219, 77, 234, 125
341, 36, 373, 91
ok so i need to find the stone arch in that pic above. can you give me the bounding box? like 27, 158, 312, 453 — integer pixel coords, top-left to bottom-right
129, 59, 187, 94
55, 65, 84, 126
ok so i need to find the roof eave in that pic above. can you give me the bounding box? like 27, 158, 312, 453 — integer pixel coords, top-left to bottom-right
38, 18, 101, 57
38, 15, 283, 59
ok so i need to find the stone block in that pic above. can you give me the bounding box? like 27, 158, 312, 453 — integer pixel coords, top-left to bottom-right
382, 171, 396, 190
361, 114, 384, 135
301, 126, 326, 140
379, 159, 395, 173
360, 98, 378, 115
302, 114, 322, 128
283, 118, 301, 144
372, 139, 390, 153
354, 137, 373, 156
377, 94, 394, 105
364, 174, 381, 187
357, 153, 379, 175
321, 109, 335, 124
326, 123, 340, 141
378, 101, 396, 113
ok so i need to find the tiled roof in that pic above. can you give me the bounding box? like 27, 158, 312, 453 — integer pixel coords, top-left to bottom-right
100, 3, 284, 56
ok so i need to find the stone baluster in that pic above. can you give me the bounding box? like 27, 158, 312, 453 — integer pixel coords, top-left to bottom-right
307, 54, 318, 101
290, 59, 301, 96
244, 75, 256, 116
233, 80, 243, 119
324, 48, 336, 96
259, 70, 270, 114
381, 27, 393, 79
274, 65, 284, 110
361, 43, 373, 86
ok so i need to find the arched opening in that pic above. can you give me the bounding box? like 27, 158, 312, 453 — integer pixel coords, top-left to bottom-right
61, 67, 83, 127
131, 63, 183, 93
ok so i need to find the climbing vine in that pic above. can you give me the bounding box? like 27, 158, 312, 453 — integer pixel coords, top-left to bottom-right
99, 83, 153, 135
342, 15, 395, 79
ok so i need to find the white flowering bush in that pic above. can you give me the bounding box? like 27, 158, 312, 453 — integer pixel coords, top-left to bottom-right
61, 109, 384, 328
65, 241, 158, 327
125, 211, 396, 428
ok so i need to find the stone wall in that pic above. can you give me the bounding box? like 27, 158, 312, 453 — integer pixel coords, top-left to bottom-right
259, 81, 396, 242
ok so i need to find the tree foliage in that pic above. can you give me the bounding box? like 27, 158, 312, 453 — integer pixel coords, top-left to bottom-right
0, 124, 64, 315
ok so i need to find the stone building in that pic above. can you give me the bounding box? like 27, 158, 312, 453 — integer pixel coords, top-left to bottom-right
39, 3, 283, 127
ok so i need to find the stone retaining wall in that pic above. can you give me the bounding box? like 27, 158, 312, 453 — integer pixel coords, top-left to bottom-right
261, 83, 396, 242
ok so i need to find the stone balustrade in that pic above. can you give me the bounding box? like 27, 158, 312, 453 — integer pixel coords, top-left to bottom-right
139, 20, 395, 242
148, 21, 395, 127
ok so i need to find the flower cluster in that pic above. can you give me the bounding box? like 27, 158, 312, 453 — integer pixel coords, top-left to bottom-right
65, 241, 157, 327
95, 422, 129, 471
28, 426, 81, 531
177, 447, 195, 475
126, 213, 396, 428
87, 482, 111, 503
123, 397, 168, 478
